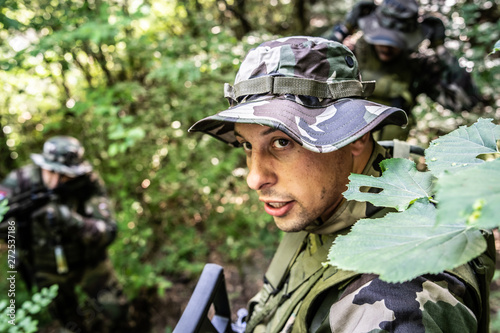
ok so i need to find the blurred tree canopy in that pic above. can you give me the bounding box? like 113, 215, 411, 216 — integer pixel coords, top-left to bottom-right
0, 0, 499, 328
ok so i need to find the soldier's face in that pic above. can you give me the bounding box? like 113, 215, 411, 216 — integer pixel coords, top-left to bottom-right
374, 44, 402, 62
41, 169, 71, 190
235, 123, 359, 232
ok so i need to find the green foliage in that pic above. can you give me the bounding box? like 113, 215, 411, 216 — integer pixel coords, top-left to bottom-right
436, 159, 500, 229
425, 118, 500, 176
445, 0, 500, 106
343, 158, 434, 212
0, 1, 281, 322
328, 119, 500, 283
0, 285, 58, 333
328, 199, 485, 282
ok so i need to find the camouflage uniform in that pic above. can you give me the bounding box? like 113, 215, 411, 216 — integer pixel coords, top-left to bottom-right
325, 0, 483, 140
0, 136, 128, 333
189, 37, 491, 332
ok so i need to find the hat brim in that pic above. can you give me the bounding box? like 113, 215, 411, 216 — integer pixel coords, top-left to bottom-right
31, 154, 93, 177
189, 97, 407, 153
358, 14, 424, 50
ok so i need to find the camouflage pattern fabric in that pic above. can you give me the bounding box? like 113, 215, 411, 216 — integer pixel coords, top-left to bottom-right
329, 273, 478, 332
189, 36, 407, 153
0, 164, 127, 333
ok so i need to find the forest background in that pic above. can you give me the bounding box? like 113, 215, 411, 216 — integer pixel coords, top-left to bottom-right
0, 0, 499, 332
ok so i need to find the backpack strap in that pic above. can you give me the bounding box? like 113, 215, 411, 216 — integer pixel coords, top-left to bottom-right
244, 231, 310, 332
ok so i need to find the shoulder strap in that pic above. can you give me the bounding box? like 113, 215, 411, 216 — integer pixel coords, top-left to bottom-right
264, 231, 308, 292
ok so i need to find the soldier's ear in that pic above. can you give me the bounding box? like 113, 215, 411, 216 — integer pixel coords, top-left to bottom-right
349, 132, 372, 157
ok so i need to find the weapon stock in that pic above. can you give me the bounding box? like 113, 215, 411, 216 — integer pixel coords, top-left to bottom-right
173, 263, 234, 333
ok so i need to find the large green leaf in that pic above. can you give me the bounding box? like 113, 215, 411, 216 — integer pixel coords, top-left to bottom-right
425, 118, 500, 177
327, 200, 486, 283
436, 158, 500, 229
343, 158, 434, 211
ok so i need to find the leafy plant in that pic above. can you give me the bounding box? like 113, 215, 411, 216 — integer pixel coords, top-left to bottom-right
328, 118, 500, 283
0, 285, 58, 333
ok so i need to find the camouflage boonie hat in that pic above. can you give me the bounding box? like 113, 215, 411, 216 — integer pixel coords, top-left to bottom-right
189, 36, 407, 153
358, 0, 424, 50
31, 136, 93, 177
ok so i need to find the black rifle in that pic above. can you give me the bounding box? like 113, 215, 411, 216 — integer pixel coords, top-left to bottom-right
1, 183, 54, 217
173, 263, 236, 333
0, 187, 56, 239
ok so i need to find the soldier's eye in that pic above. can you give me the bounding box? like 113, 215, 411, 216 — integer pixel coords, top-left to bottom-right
273, 138, 290, 149
241, 142, 252, 151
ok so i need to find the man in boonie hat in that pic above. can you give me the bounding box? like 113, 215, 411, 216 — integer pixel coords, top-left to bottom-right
325, 0, 483, 141
189, 36, 484, 332
0, 136, 130, 332
30, 135, 94, 185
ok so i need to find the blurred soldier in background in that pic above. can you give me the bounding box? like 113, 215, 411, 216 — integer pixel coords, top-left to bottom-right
0, 136, 129, 333
325, 0, 483, 140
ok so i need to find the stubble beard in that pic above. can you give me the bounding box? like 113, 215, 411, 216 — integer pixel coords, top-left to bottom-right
272, 186, 342, 233
273, 203, 318, 232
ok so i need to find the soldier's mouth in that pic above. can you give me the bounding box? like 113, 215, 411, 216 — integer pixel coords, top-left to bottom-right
268, 202, 287, 208
263, 201, 295, 217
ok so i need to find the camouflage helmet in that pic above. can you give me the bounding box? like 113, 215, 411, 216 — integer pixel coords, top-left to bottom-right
358, 0, 424, 50
30, 136, 93, 177
189, 36, 407, 153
